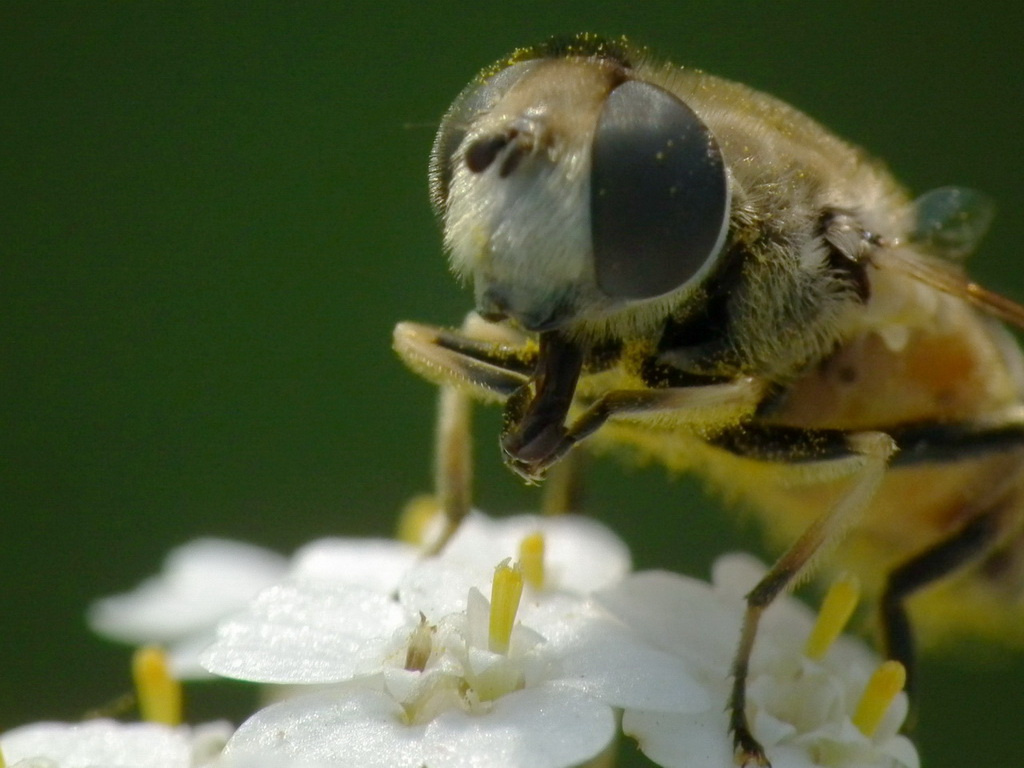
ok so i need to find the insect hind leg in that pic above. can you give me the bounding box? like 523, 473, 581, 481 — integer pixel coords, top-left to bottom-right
880, 506, 1005, 697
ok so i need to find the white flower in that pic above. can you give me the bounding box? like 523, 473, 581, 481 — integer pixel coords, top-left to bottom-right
196, 510, 632, 684
87, 511, 625, 681
88, 539, 289, 678
0, 720, 232, 768
597, 554, 919, 768
88, 536, 420, 680
204, 540, 706, 768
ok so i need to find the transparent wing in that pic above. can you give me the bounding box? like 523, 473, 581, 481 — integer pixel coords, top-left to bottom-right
885, 186, 1024, 329
885, 250, 1024, 330
907, 186, 995, 261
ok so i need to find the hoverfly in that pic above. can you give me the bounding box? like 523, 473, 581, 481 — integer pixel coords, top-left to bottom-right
393, 34, 1024, 765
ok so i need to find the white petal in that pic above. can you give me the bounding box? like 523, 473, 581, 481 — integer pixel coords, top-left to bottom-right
623, 709, 732, 768
290, 538, 418, 591
223, 688, 424, 768
596, 570, 739, 670
190, 721, 236, 764
709, 552, 767, 601
624, 709, 829, 768
225, 684, 615, 768
751, 705, 798, 749
881, 735, 921, 768
0, 720, 224, 768
424, 684, 615, 768
872, 691, 910, 742
535, 612, 709, 713
529, 514, 632, 593
754, 744, 821, 768
710, 555, 842, 662
464, 586, 491, 650
440, 511, 509, 561
443, 512, 631, 594
166, 633, 222, 679
598, 565, 853, 679
399, 560, 492, 622
201, 581, 411, 684
89, 539, 287, 644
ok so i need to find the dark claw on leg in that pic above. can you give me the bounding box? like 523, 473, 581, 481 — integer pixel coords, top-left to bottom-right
731, 724, 771, 767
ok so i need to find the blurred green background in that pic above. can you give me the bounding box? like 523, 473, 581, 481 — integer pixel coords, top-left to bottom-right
3, 2, 1021, 766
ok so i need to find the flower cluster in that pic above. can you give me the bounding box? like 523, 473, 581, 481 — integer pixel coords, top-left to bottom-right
2, 510, 917, 768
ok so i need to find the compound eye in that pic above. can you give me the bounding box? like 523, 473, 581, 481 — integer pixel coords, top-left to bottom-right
591, 80, 729, 300
429, 60, 540, 214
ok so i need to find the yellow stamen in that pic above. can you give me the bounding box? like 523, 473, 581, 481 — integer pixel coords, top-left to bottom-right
518, 531, 545, 590
852, 660, 907, 736
132, 646, 182, 726
396, 494, 441, 546
488, 558, 524, 654
804, 573, 860, 660
1, 744, 6, 768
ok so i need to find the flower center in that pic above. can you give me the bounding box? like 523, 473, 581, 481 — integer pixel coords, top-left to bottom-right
399, 559, 533, 723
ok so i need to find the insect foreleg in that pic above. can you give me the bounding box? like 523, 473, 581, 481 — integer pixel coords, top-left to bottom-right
393, 319, 533, 404
504, 377, 765, 480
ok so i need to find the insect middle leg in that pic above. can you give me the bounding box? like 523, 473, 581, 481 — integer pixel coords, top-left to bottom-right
875, 419, 1024, 697
707, 428, 897, 767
